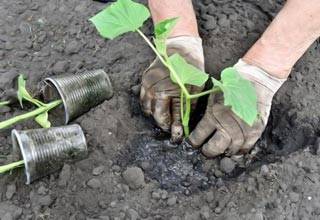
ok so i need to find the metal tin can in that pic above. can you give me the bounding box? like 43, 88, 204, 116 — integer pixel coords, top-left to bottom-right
12, 124, 88, 184
43, 69, 113, 124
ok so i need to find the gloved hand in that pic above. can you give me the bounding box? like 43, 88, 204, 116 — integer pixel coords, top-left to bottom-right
188, 59, 286, 157
140, 36, 205, 142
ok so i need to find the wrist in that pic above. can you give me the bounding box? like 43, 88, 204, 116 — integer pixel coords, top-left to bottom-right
243, 40, 292, 79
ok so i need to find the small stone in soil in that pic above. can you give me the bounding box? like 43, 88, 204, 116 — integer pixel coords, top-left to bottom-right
289, 192, 300, 203
110, 201, 117, 208
167, 196, 177, 206
127, 209, 139, 220
2, 213, 13, 220
92, 166, 104, 176
220, 157, 236, 173
112, 165, 121, 173
65, 40, 81, 54
151, 191, 161, 200
214, 207, 222, 214
205, 191, 214, 203
38, 195, 53, 206
200, 206, 210, 219
58, 164, 71, 187
260, 165, 270, 176
87, 178, 101, 189
122, 167, 145, 190
37, 186, 48, 195
52, 61, 69, 74
6, 184, 16, 200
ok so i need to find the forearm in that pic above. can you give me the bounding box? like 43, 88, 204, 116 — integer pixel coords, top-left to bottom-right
148, 0, 199, 37
244, 0, 320, 79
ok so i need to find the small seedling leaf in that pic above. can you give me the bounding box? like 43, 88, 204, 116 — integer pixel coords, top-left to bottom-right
211, 67, 258, 126
17, 75, 45, 108
155, 17, 179, 39
17, 75, 33, 108
154, 18, 179, 57
168, 53, 208, 87
35, 112, 51, 128
89, 0, 150, 39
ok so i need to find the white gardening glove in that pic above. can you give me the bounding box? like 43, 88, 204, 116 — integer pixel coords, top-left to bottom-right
188, 59, 286, 157
140, 36, 205, 143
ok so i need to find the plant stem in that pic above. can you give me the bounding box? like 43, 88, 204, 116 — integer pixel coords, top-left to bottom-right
0, 100, 62, 130
0, 101, 10, 107
189, 87, 221, 99
136, 29, 190, 96
0, 160, 24, 174
182, 97, 191, 136
180, 90, 184, 123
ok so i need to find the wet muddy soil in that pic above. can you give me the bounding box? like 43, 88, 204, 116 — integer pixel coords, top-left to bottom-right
1, 0, 320, 219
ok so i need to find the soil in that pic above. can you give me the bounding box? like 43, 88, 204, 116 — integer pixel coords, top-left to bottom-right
1, 0, 320, 219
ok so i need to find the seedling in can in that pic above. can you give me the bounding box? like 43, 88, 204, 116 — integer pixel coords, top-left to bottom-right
0, 75, 62, 130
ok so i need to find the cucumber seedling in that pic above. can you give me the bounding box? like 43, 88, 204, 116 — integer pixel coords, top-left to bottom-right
90, 0, 258, 136
0, 75, 62, 173
0, 75, 62, 130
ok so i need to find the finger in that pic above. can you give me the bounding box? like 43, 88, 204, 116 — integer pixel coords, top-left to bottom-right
240, 119, 265, 154
171, 97, 183, 143
202, 130, 231, 158
140, 86, 153, 115
188, 113, 217, 148
151, 95, 171, 131
212, 107, 245, 155
142, 67, 169, 90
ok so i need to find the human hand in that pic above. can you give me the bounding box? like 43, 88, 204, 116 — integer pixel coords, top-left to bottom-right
140, 36, 204, 143
188, 59, 286, 157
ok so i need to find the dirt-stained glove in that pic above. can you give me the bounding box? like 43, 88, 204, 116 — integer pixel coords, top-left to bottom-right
140, 36, 205, 142
188, 59, 286, 157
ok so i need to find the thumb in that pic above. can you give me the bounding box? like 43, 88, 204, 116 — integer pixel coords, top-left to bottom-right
171, 97, 183, 143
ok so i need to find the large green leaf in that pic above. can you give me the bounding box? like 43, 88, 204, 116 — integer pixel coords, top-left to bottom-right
168, 53, 208, 87
35, 112, 51, 128
211, 67, 258, 126
89, 0, 150, 39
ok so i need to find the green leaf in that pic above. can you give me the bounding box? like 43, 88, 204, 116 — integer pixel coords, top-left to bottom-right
155, 17, 179, 39
17, 74, 45, 108
154, 18, 179, 57
35, 112, 51, 128
168, 53, 208, 87
154, 38, 166, 57
89, 0, 150, 39
211, 67, 258, 126
17, 75, 33, 108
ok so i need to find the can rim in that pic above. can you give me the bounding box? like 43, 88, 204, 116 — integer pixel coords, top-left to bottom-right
11, 129, 31, 184
44, 78, 69, 124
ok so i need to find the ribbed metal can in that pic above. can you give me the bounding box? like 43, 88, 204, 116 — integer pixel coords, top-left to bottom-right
43, 69, 113, 124
12, 124, 88, 184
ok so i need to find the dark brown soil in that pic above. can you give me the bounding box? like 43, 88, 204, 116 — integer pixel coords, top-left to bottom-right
1, 0, 320, 219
